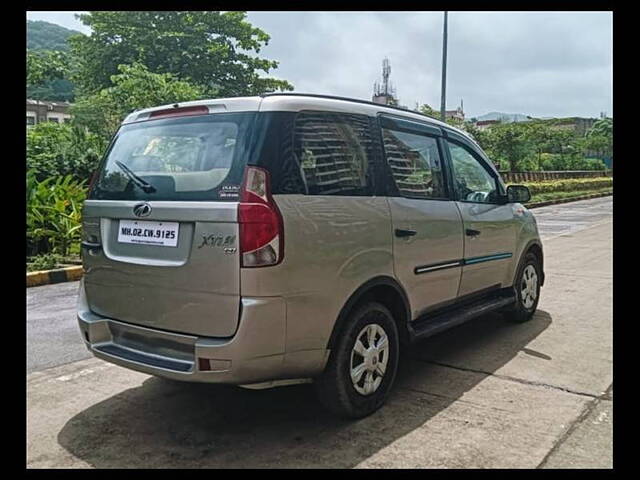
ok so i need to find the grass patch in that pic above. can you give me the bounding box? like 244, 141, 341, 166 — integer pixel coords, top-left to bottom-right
26, 253, 81, 272
27, 253, 64, 272
528, 187, 612, 204
509, 177, 613, 195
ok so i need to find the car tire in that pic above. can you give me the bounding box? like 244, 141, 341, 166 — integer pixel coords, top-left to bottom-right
314, 301, 400, 419
504, 252, 541, 323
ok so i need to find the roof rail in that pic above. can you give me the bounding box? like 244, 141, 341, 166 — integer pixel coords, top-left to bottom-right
260, 92, 445, 124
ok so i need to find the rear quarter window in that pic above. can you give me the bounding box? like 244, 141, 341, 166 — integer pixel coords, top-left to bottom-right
290, 111, 376, 196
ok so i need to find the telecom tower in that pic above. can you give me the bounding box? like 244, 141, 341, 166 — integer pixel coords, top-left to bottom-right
373, 58, 398, 106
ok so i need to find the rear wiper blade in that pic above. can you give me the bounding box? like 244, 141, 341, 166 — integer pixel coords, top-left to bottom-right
115, 161, 157, 194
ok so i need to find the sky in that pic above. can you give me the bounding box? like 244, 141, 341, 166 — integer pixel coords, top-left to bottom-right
27, 11, 613, 119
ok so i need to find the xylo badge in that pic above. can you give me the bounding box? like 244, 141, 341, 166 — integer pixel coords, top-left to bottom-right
198, 234, 236, 250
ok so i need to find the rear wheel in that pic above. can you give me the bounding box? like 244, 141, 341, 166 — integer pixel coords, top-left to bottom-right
504, 252, 541, 323
314, 302, 400, 419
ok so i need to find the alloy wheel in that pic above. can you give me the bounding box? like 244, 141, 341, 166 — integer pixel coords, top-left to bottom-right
520, 264, 538, 309
350, 323, 389, 396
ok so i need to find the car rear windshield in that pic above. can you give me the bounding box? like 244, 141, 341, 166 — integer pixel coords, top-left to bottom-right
89, 112, 258, 201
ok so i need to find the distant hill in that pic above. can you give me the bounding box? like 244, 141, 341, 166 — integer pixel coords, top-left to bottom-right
474, 112, 531, 123
27, 20, 83, 51
27, 20, 84, 102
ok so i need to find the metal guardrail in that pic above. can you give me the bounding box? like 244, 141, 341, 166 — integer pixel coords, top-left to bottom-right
499, 170, 613, 183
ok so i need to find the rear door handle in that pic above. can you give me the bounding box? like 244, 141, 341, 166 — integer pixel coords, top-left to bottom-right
465, 228, 481, 237
395, 229, 417, 238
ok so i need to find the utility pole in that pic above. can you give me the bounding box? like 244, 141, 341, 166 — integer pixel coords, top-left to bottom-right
440, 11, 448, 122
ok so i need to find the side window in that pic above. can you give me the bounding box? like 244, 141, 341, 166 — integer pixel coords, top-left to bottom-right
447, 141, 500, 204
293, 112, 374, 196
382, 128, 446, 199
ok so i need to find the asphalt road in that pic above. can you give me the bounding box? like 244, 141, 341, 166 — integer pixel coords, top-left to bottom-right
532, 195, 612, 241
27, 280, 86, 374
26, 196, 612, 468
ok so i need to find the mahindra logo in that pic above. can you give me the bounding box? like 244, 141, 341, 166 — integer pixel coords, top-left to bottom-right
133, 203, 152, 218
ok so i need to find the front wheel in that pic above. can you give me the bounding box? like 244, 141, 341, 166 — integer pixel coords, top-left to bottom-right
314, 302, 400, 419
504, 252, 541, 323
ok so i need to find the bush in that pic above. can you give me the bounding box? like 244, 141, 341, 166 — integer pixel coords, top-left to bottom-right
517, 155, 543, 172
540, 153, 607, 171
581, 158, 608, 170
27, 253, 64, 272
27, 171, 87, 257
513, 177, 613, 195
26, 122, 106, 182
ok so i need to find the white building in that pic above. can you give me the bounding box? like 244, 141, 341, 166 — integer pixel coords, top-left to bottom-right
27, 99, 72, 127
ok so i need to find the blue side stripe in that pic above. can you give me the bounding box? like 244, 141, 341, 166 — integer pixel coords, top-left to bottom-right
414, 253, 514, 275
463, 253, 512, 265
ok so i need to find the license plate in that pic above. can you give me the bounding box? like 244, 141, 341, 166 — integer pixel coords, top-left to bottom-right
117, 219, 179, 247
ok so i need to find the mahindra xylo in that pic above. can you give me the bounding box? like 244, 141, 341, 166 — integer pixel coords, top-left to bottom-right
78, 93, 544, 418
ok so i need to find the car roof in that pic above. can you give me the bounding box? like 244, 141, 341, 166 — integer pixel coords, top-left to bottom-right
121, 92, 474, 142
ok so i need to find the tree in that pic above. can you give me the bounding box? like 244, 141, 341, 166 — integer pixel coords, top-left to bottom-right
522, 121, 555, 169
27, 122, 106, 182
588, 117, 613, 138
483, 123, 535, 172
459, 121, 490, 148
27, 20, 82, 100
445, 116, 465, 129
69, 11, 293, 97
27, 50, 70, 87
547, 128, 574, 162
586, 118, 613, 158
71, 62, 205, 140
416, 104, 438, 119
582, 134, 610, 159
27, 78, 76, 102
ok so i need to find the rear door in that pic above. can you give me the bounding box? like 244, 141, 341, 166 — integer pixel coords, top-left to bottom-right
379, 115, 464, 320
443, 134, 517, 297
82, 110, 258, 337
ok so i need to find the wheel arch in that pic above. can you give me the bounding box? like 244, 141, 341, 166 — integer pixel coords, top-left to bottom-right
326, 276, 412, 352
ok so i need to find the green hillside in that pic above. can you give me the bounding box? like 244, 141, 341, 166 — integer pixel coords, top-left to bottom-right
27, 20, 82, 51
27, 20, 84, 101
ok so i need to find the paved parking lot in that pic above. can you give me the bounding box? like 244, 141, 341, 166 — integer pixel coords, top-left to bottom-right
26, 196, 612, 468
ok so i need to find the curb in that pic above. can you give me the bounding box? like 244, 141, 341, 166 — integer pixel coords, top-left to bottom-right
26, 265, 83, 288
527, 191, 612, 209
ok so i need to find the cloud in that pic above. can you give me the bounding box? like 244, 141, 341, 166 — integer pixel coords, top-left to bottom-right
247, 11, 612, 118
27, 10, 612, 118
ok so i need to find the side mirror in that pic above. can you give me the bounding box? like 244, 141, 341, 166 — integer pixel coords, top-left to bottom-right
507, 185, 531, 203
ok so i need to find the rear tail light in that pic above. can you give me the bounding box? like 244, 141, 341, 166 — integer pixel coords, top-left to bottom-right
238, 166, 284, 268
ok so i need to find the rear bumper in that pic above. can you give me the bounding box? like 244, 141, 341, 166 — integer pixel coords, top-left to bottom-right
77, 280, 327, 384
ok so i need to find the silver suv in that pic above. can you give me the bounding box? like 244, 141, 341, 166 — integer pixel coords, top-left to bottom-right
78, 93, 544, 418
